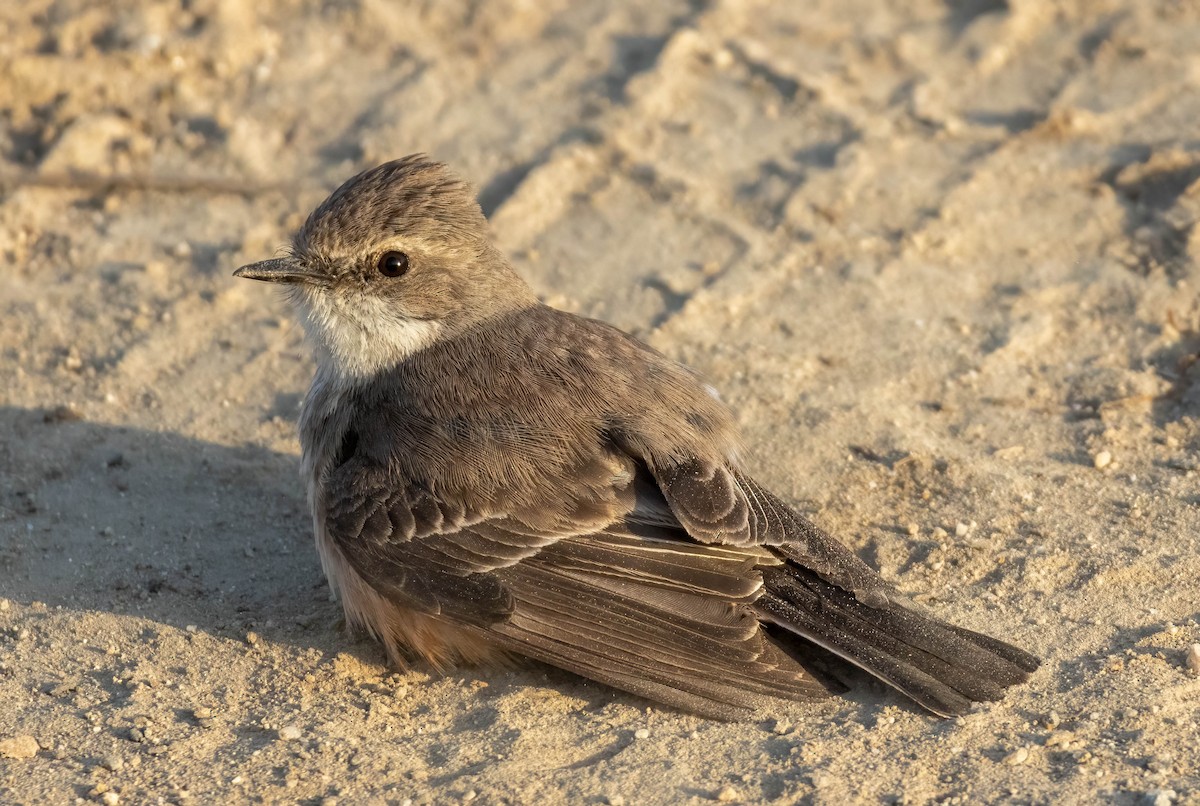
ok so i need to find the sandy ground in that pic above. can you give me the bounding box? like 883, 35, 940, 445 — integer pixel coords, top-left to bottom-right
2, 1, 1200, 803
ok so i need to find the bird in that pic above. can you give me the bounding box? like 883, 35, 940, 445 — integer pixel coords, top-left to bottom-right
233, 154, 1038, 719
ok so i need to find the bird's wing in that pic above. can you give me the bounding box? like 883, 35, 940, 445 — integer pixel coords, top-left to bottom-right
322, 455, 829, 718
647, 457, 896, 606
643, 457, 1039, 715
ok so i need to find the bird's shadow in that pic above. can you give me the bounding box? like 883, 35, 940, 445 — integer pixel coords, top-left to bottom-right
0, 404, 336, 651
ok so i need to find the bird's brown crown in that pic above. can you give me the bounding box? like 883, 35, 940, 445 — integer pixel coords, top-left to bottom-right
294, 154, 491, 266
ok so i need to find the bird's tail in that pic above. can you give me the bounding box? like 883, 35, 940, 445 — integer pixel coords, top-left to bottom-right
756, 556, 1039, 716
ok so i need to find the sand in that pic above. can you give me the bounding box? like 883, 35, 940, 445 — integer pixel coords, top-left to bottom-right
2, 1, 1199, 803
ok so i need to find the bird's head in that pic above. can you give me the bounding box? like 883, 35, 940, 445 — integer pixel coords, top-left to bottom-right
235, 155, 535, 379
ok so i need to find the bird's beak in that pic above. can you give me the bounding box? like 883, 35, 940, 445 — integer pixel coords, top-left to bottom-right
233, 257, 325, 285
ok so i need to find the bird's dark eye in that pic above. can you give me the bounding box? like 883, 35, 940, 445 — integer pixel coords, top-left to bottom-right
376, 251, 409, 277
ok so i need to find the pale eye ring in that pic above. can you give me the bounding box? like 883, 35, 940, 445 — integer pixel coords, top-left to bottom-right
377, 251, 409, 277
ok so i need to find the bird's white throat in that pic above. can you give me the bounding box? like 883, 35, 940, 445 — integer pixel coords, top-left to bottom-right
291, 286, 442, 382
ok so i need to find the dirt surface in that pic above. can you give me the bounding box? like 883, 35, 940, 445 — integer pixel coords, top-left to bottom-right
2, 1, 1200, 803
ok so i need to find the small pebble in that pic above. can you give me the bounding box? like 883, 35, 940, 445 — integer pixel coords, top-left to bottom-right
1005, 746, 1029, 766
905, 523, 919, 536
0, 598, 10, 612
192, 707, 213, 720
43, 404, 81, 423
278, 725, 303, 741
716, 785, 740, 802
712, 48, 735, 70
101, 792, 121, 806
0, 735, 39, 759
245, 631, 260, 646
606, 797, 625, 806
1141, 790, 1176, 806
1184, 644, 1200, 675
101, 754, 124, 771
1093, 450, 1112, 469
633, 728, 650, 740
955, 522, 969, 538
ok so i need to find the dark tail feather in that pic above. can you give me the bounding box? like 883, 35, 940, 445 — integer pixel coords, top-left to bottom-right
757, 564, 1039, 716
